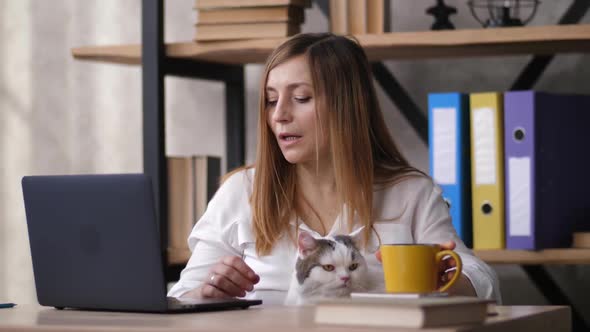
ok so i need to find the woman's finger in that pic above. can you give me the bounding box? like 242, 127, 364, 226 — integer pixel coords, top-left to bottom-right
438, 256, 456, 274
200, 283, 232, 299
223, 256, 260, 283
212, 263, 254, 294
439, 241, 456, 250
438, 270, 456, 288
444, 257, 457, 268
208, 273, 246, 297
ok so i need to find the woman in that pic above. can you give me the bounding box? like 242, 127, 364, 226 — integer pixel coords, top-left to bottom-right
168, 33, 500, 304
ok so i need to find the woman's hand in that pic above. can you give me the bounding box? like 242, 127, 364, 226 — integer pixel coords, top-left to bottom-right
182, 256, 260, 299
437, 241, 458, 289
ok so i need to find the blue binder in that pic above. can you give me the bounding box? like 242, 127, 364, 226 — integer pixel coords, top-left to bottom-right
428, 93, 472, 247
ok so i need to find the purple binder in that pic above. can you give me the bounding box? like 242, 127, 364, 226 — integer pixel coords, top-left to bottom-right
504, 91, 590, 249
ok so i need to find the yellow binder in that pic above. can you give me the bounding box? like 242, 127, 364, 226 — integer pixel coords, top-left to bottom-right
470, 92, 505, 249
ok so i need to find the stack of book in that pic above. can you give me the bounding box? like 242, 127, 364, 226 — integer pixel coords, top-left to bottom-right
194, 0, 311, 42
167, 155, 221, 264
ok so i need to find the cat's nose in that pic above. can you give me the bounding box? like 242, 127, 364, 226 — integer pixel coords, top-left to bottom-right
340, 276, 350, 283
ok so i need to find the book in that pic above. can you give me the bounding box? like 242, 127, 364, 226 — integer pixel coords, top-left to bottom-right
167, 156, 221, 256
470, 92, 505, 249
314, 296, 490, 328
329, 0, 348, 35
351, 292, 449, 299
194, 22, 300, 41
348, 0, 367, 35
195, 0, 312, 9
198, 5, 305, 24
367, 0, 385, 34
428, 92, 472, 248
504, 91, 590, 249
573, 232, 590, 248
168, 157, 195, 250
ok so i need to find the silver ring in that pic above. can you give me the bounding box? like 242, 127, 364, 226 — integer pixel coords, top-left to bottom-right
209, 275, 215, 283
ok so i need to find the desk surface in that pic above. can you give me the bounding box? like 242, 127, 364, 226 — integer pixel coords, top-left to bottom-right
0, 304, 570, 332
475, 248, 590, 265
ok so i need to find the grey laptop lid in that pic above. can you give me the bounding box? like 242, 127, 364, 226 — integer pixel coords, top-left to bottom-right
22, 174, 261, 312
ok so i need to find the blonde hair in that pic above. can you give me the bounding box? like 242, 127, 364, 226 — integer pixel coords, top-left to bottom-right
228, 33, 419, 255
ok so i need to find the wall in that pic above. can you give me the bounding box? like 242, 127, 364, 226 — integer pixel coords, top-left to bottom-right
0, 1, 588, 320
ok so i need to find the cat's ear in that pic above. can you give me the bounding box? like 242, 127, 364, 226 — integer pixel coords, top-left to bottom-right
298, 231, 318, 258
349, 226, 365, 249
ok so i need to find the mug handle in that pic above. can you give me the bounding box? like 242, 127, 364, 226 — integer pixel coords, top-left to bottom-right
435, 250, 463, 292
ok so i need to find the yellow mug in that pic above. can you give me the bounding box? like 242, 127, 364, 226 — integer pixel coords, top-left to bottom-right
380, 244, 463, 293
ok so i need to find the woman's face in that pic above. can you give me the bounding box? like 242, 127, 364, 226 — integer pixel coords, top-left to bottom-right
266, 55, 329, 165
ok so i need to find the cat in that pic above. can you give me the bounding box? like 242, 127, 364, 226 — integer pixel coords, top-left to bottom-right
284, 229, 371, 305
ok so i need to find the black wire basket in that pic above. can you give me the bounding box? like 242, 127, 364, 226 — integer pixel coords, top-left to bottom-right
467, 0, 540, 28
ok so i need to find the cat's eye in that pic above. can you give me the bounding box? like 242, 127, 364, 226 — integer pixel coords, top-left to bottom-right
322, 264, 335, 272
349, 263, 359, 271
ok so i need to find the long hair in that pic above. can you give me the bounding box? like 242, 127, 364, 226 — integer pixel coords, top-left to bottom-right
238, 33, 418, 255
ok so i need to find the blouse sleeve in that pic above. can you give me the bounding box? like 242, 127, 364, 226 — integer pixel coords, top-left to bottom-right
411, 177, 502, 303
167, 170, 253, 298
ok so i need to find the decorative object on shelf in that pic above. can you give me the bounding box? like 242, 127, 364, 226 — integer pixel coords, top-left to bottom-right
467, 0, 540, 28
426, 0, 457, 30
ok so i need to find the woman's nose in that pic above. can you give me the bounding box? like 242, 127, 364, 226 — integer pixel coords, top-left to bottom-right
272, 99, 292, 123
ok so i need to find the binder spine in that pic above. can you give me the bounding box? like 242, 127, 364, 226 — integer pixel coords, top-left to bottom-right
470, 92, 505, 249
429, 93, 472, 247
504, 91, 535, 249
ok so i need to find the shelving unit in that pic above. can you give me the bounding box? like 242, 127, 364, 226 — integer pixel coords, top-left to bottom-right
72, 1, 590, 331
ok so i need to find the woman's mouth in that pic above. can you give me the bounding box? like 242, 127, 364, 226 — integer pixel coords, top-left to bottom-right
279, 134, 302, 146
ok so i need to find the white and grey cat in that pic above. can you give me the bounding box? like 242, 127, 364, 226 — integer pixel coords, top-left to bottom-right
284, 229, 371, 305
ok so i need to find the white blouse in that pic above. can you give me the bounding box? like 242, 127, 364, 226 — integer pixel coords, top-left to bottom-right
168, 168, 501, 305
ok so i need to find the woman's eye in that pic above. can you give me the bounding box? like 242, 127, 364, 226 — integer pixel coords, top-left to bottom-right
266, 100, 277, 107
349, 263, 358, 271
294, 96, 311, 103
322, 264, 335, 272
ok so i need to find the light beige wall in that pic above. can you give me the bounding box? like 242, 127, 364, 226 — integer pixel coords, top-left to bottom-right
0, 0, 145, 303
1, 0, 589, 312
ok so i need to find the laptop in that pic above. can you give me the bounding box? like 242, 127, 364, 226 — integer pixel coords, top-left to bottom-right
21, 173, 262, 313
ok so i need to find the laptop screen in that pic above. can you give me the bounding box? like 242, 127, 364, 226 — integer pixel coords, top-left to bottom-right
22, 174, 169, 312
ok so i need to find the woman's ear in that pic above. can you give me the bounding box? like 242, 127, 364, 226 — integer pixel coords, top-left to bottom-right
298, 231, 318, 258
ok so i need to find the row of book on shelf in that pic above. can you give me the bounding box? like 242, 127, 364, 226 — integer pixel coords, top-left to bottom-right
428, 90, 590, 250
167, 155, 220, 264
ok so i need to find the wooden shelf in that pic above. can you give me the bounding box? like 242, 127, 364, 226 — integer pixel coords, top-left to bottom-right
71, 24, 590, 65
475, 249, 590, 265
